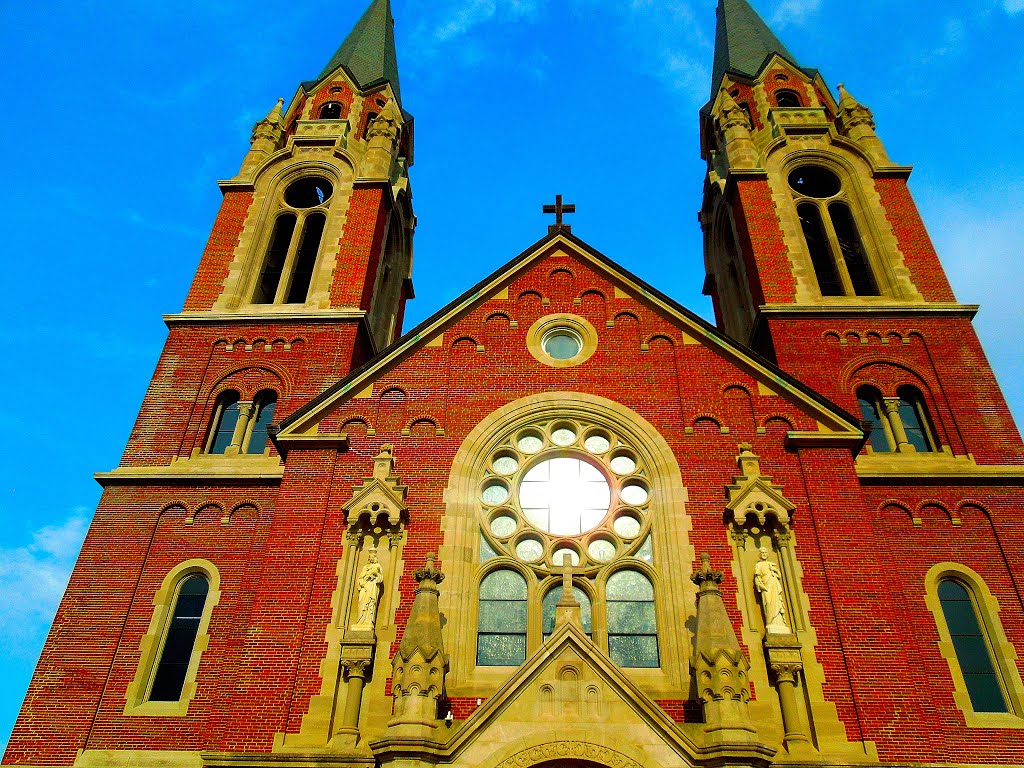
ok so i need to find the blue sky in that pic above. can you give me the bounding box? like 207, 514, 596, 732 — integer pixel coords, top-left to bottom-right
1, 0, 1022, 751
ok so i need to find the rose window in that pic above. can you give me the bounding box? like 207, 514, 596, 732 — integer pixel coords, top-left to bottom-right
479, 418, 652, 573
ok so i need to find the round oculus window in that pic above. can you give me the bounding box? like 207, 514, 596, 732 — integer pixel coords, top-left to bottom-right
285, 176, 333, 208
541, 329, 583, 360
787, 166, 841, 199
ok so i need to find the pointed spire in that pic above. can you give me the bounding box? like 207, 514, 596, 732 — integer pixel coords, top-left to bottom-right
711, 0, 798, 97
315, 0, 402, 106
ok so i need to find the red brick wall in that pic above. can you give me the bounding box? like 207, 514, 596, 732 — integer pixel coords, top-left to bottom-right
8, 253, 1024, 766
330, 185, 389, 310
875, 177, 957, 302
183, 191, 253, 311
121, 323, 367, 467
731, 179, 795, 305
767, 316, 1024, 464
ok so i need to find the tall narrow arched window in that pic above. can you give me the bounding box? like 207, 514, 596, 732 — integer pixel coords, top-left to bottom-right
246, 391, 277, 454
206, 391, 241, 454
318, 101, 343, 119
149, 574, 210, 702
606, 570, 659, 668
789, 165, 881, 297
542, 585, 592, 641
938, 580, 1009, 713
477, 569, 527, 666
252, 177, 332, 305
896, 386, 937, 452
856, 386, 892, 452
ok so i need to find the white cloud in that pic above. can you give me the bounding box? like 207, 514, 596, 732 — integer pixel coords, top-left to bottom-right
426, 0, 543, 43
771, 0, 823, 28
0, 510, 89, 659
1004, 0, 1024, 13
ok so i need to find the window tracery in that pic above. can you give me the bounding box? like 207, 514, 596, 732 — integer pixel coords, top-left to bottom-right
475, 416, 661, 668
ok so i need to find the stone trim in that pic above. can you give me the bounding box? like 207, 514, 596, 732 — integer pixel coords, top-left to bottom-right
164, 310, 366, 325
923, 562, 1024, 729
124, 559, 222, 717
524, 313, 599, 368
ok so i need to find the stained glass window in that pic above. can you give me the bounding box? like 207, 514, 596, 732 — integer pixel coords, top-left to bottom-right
477, 569, 528, 666
606, 570, 659, 668
149, 574, 209, 701
542, 586, 592, 640
938, 579, 1008, 713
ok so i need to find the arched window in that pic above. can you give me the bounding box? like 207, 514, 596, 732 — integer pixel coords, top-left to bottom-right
206, 391, 241, 454
856, 386, 892, 452
789, 165, 880, 297
775, 89, 802, 107
896, 385, 936, 452
606, 570, 659, 668
542, 585, 592, 641
318, 101, 343, 119
149, 574, 210, 702
477, 569, 527, 666
246, 391, 277, 454
252, 177, 332, 305
937, 580, 1009, 713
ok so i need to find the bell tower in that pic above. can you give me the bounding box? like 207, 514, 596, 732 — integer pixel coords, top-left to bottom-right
122, 0, 414, 469
698, 0, 1023, 464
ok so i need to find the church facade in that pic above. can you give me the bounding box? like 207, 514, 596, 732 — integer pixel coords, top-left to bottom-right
6, 1, 1024, 767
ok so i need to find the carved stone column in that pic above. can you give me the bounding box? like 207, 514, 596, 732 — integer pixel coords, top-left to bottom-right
335, 634, 376, 746
225, 402, 255, 456
764, 634, 811, 752
883, 398, 914, 452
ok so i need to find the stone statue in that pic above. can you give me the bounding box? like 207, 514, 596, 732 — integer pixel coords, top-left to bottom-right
351, 548, 384, 632
753, 546, 789, 633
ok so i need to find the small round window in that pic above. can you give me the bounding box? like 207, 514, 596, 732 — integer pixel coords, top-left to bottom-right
788, 166, 840, 198
284, 177, 333, 208
542, 329, 582, 361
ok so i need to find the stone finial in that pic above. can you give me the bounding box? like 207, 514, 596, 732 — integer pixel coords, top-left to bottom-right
389, 553, 446, 736
835, 82, 889, 163
715, 88, 760, 171
240, 97, 286, 176
691, 553, 755, 742
361, 98, 402, 180
373, 444, 395, 479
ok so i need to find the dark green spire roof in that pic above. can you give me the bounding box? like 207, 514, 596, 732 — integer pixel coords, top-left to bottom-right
311, 0, 401, 106
711, 0, 798, 96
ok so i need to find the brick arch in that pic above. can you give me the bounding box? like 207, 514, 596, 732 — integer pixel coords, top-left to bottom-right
723, 385, 756, 431
406, 417, 438, 437
208, 365, 289, 401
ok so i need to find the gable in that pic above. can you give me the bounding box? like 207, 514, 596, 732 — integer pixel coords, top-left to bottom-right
275, 230, 862, 449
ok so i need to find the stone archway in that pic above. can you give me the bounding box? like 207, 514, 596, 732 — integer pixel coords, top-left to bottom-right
490, 742, 644, 768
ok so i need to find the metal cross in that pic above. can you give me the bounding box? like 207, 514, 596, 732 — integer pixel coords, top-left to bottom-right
543, 194, 576, 232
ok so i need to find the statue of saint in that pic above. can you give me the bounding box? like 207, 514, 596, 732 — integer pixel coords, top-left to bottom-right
351, 548, 384, 631
753, 546, 789, 633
